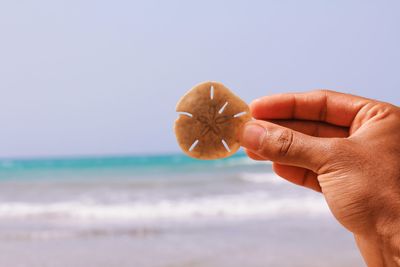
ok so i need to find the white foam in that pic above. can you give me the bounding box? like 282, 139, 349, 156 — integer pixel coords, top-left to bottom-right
0, 191, 329, 222
239, 172, 285, 184
216, 156, 269, 167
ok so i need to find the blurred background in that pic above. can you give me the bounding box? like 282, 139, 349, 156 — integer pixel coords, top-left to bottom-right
0, 1, 399, 266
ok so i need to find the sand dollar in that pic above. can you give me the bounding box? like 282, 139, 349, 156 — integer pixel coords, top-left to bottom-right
174, 81, 251, 160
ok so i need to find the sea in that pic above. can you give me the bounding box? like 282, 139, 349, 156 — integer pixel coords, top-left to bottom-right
0, 152, 364, 267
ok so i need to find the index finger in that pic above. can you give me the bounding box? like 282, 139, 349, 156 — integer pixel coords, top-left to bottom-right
250, 90, 370, 127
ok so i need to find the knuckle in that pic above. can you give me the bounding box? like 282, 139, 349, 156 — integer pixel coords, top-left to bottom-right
277, 128, 294, 157
386, 103, 400, 116
376, 102, 393, 112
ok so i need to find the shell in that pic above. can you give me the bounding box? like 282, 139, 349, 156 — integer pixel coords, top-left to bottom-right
174, 81, 251, 160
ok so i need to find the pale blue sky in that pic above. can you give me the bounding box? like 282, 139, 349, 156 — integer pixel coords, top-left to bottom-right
0, 1, 399, 158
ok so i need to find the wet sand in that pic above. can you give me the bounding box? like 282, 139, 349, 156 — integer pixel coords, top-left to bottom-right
0, 216, 363, 267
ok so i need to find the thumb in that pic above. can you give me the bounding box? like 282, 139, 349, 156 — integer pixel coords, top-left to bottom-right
240, 120, 333, 173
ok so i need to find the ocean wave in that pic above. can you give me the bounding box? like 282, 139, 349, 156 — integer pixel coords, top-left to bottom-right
238, 172, 285, 184
0, 191, 329, 222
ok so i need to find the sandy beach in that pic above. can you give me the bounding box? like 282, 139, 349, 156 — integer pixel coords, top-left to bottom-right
0, 216, 363, 267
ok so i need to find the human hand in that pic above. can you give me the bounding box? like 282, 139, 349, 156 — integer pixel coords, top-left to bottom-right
240, 90, 400, 266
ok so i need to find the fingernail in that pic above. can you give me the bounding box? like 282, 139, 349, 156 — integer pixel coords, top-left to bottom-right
241, 123, 266, 151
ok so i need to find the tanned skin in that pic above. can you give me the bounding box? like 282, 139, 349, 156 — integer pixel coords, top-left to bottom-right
240, 90, 400, 266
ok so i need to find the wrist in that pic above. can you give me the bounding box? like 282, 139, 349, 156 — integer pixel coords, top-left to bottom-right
375, 192, 400, 254
355, 200, 400, 267
375, 212, 400, 266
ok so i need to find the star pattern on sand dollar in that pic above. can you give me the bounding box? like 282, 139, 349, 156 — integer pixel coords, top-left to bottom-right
196, 104, 230, 137
187, 84, 246, 153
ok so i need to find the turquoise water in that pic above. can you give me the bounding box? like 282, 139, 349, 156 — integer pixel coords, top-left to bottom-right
0, 152, 246, 172
0, 152, 262, 181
